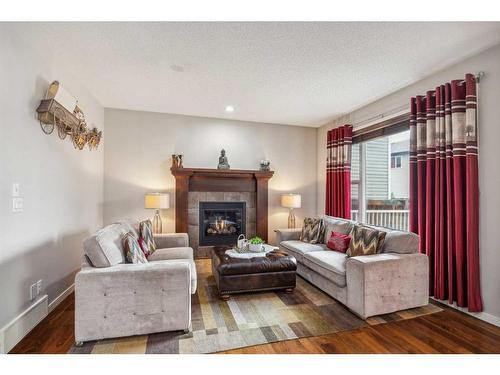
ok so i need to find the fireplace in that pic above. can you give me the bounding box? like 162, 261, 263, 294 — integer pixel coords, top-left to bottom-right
171, 167, 273, 257
199, 202, 246, 246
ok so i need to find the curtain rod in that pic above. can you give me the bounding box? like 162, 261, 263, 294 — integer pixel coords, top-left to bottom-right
352, 105, 408, 129
460, 71, 485, 84
352, 71, 485, 129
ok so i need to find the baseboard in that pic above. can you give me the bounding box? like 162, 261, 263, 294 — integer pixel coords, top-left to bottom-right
48, 283, 74, 313
431, 297, 500, 327
0, 295, 48, 354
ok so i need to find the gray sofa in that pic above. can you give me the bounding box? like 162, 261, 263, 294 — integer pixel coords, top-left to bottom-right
75, 220, 197, 344
276, 215, 429, 319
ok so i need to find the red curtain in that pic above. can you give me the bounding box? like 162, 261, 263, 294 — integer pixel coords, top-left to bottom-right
326, 125, 352, 219
409, 73, 482, 312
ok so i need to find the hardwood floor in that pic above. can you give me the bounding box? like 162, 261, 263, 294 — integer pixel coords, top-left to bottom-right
10, 260, 500, 354
220, 306, 500, 354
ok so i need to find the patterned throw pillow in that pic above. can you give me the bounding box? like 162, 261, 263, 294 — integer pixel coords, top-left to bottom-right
346, 224, 386, 257
326, 231, 351, 253
122, 232, 148, 264
300, 218, 325, 244
139, 219, 157, 257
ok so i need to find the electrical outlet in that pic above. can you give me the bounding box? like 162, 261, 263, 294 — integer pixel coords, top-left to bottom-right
30, 283, 37, 301
29, 280, 42, 301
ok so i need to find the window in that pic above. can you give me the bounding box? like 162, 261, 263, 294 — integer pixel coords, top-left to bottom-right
350, 129, 410, 230
391, 155, 402, 169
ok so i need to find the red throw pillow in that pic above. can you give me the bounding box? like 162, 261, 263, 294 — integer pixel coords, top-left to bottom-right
327, 231, 351, 253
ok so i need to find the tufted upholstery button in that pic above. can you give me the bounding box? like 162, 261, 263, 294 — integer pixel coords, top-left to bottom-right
104, 293, 107, 296
104, 315, 107, 319
133, 312, 136, 316
133, 290, 137, 294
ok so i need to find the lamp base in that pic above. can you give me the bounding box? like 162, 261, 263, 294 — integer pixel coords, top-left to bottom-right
152, 210, 162, 234
288, 209, 296, 229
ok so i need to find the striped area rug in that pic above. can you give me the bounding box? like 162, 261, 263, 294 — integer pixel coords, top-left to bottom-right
70, 261, 441, 354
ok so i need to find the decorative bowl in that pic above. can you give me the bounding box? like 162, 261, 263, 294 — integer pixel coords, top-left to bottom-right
248, 243, 265, 252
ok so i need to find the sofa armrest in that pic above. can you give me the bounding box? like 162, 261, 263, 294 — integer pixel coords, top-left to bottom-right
75, 260, 192, 341
154, 233, 189, 248
274, 228, 302, 244
345, 253, 429, 319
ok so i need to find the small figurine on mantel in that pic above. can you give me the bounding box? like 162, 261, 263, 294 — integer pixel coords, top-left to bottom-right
260, 159, 270, 171
217, 149, 230, 169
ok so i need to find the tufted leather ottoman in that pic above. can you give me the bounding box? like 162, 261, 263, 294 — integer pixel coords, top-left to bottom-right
211, 247, 297, 300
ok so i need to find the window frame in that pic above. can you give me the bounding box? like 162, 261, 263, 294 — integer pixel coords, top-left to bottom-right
351, 117, 410, 226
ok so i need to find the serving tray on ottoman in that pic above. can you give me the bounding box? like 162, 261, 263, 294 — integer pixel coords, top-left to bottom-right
211, 246, 297, 300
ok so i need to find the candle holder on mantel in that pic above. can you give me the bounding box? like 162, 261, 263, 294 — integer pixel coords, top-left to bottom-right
171, 154, 183, 168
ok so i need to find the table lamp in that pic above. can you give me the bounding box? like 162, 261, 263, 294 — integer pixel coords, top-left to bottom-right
144, 193, 170, 234
281, 193, 301, 228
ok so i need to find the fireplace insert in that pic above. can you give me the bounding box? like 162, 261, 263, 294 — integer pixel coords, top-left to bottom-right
199, 201, 246, 246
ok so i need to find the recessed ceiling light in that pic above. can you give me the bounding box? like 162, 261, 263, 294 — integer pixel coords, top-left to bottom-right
170, 64, 184, 72
225, 105, 234, 112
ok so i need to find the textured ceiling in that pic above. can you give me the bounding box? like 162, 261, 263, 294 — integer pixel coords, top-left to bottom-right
7, 22, 500, 127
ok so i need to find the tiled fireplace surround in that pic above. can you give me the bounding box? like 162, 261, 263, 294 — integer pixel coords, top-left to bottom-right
188, 191, 256, 257
171, 167, 274, 258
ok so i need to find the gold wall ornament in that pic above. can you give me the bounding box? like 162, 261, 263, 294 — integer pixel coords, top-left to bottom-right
87, 128, 102, 150
36, 81, 102, 151
71, 125, 88, 150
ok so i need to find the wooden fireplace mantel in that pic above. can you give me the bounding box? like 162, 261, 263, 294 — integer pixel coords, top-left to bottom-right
171, 167, 274, 241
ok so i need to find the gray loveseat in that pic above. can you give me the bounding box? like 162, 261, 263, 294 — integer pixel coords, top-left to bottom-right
276, 215, 429, 319
75, 220, 197, 344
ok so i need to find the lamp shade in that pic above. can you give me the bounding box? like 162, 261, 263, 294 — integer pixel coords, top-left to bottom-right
144, 193, 170, 209
281, 194, 301, 208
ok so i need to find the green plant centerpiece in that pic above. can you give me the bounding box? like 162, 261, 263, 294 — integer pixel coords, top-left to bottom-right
249, 236, 264, 244
248, 236, 266, 252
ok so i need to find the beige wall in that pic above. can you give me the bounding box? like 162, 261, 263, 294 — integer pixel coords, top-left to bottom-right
317, 43, 500, 323
0, 27, 104, 327
104, 109, 317, 245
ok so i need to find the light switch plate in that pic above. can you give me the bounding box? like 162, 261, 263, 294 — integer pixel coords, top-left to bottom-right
12, 183, 20, 197
12, 197, 23, 212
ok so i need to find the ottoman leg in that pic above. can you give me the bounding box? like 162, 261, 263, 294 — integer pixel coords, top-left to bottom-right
220, 294, 231, 301
285, 288, 294, 294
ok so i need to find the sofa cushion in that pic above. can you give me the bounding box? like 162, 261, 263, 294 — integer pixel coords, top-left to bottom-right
280, 240, 327, 262
83, 223, 128, 267
122, 232, 148, 264
320, 215, 356, 243
299, 218, 325, 244
347, 224, 386, 257
115, 218, 140, 238
147, 247, 194, 261
326, 231, 351, 253
361, 224, 419, 254
139, 219, 157, 257
303, 251, 348, 287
